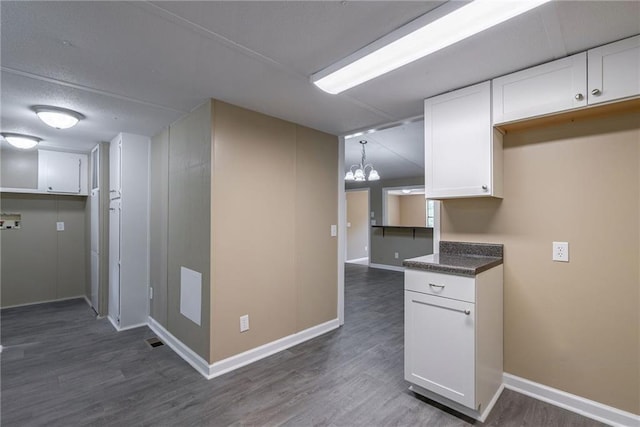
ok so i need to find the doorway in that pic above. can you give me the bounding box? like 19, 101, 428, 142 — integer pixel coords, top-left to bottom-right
345, 188, 369, 265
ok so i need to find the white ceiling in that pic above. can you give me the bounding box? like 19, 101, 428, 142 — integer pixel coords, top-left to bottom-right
1, 1, 639, 178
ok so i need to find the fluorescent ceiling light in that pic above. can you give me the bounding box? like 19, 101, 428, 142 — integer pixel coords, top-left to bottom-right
1, 133, 42, 149
33, 105, 85, 129
312, 0, 552, 94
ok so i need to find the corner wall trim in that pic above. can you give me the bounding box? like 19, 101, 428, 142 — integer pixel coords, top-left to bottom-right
369, 263, 404, 272
148, 316, 341, 380
503, 373, 640, 427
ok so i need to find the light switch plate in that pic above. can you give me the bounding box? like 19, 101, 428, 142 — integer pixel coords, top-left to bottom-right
56, 222, 65, 231
552, 241, 569, 262
330, 224, 337, 236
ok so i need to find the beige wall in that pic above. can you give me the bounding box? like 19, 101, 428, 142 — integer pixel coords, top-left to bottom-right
346, 190, 369, 260
441, 111, 640, 414
210, 100, 337, 362
387, 194, 400, 225
1, 194, 87, 307
399, 194, 426, 226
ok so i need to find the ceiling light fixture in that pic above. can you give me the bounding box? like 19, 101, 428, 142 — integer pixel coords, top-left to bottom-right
402, 189, 412, 194
1, 133, 42, 149
32, 106, 85, 129
345, 140, 380, 182
312, 0, 552, 94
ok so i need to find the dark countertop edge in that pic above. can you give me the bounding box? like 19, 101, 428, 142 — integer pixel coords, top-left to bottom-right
371, 225, 433, 229
403, 257, 503, 277
440, 241, 503, 258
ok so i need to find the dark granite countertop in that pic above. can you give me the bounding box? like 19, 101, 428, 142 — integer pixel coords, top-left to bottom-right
403, 241, 503, 277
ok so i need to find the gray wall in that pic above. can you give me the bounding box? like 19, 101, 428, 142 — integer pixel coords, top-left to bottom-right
346, 176, 433, 266
0, 148, 38, 189
1, 193, 87, 307
149, 128, 169, 326
370, 227, 433, 267
167, 101, 212, 360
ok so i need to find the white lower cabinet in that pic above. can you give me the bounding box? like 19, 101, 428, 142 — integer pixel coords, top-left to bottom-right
404, 266, 503, 421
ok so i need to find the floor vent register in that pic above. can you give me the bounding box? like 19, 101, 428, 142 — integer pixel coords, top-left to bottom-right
145, 337, 165, 348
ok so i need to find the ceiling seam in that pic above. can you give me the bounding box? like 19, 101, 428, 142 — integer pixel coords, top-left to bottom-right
1, 66, 189, 114
135, 1, 397, 123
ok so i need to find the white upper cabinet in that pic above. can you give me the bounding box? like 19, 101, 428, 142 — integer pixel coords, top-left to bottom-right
38, 149, 88, 195
425, 81, 503, 199
588, 35, 640, 105
492, 53, 587, 124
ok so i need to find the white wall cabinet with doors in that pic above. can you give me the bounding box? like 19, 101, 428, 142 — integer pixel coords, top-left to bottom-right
404, 266, 503, 421
588, 34, 640, 105
493, 35, 640, 125
37, 149, 88, 195
424, 81, 503, 199
108, 133, 150, 330
492, 53, 588, 124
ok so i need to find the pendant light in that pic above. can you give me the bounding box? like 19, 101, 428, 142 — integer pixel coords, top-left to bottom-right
345, 140, 380, 181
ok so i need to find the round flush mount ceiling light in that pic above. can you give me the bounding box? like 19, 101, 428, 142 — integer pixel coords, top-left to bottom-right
1, 132, 42, 149
32, 105, 85, 129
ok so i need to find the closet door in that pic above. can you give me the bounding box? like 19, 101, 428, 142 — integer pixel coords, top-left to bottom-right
108, 198, 121, 325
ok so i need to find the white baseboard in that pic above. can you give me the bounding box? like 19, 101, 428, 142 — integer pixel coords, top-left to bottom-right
0, 295, 87, 310
345, 257, 368, 263
83, 296, 92, 307
503, 373, 640, 427
369, 262, 404, 272
148, 317, 212, 377
107, 316, 146, 332
148, 316, 340, 380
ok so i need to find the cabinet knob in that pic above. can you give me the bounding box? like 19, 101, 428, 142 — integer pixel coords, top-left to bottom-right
591, 88, 601, 96
575, 93, 584, 101
481, 185, 488, 191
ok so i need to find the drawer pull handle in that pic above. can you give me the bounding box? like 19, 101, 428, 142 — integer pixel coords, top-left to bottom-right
429, 283, 445, 289
412, 299, 472, 315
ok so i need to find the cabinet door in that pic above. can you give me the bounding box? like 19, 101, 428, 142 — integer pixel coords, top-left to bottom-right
493, 52, 587, 124
108, 198, 121, 325
40, 150, 81, 193
405, 290, 475, 408
425, 81, 495, 199
109, 135, 122, 197
588, 35, 640, 105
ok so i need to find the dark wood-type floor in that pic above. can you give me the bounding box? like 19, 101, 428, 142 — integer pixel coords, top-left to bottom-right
1, 264, 606, 426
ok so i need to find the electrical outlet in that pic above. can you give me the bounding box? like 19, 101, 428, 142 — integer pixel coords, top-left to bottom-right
240, 314, 250, 332
149, 287, 153, 299
552, 242, 569, 262
56, 222, 65, 231
394, 252, 399, 259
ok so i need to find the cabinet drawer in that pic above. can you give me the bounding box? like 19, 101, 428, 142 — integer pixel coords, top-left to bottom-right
405, 269, 475, 303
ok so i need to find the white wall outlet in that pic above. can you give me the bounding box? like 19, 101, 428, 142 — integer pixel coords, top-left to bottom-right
365, 245, 368, 252
347, 222, 351, 228
394, 252, 399, 259
371, 219, 376, 226
149, 287, 153, 299
370, 211, 375, 218
330, 224, 337, 237
56, 221, 65, 231
552, 241, 569, 262
240, 314, 250, 332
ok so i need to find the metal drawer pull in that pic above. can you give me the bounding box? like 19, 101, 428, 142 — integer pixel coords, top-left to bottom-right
412, 299, 472, 315
429, 283, 445, 289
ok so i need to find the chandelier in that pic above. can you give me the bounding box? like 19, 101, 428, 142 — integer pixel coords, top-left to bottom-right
345, 140, 380, 181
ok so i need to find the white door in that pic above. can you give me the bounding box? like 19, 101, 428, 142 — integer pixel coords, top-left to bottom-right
108, 198, 121, 325
90, 188, 100, 310
405, 290, 476, 408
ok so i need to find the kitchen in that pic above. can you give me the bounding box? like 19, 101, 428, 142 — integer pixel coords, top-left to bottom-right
1, 1, 639, 425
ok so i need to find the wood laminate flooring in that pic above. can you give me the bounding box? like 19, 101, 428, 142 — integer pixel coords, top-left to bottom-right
1, 264, 607, 426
